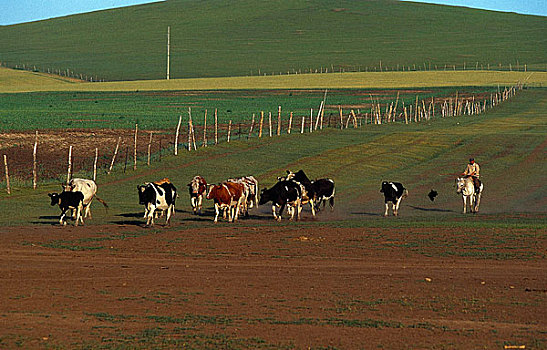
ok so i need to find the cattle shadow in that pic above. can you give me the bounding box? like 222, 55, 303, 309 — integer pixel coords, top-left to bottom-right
32, 215, 62, 225
408, 205, 454, 213
350, 212, 383, 217
111, 220, 146, 226
117, 212, 143, 218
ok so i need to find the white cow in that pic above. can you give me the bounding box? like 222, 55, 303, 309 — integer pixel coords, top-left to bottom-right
64, 178, 108, 219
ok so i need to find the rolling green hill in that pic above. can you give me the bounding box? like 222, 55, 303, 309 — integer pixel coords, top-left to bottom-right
1, 0, 545, 81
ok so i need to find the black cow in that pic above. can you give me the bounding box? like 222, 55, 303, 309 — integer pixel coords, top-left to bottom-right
282, 170, 317, 216
259, 180, 303, 221
137, 182, 177, 226
48, 191, 85, 226
311, 178, 335, 212
380, 181, 408, 216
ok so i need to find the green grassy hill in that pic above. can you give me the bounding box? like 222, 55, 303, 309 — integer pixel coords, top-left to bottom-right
1, 0, 545, 81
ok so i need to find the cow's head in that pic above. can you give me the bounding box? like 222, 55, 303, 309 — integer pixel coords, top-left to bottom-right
380, 181, 389, 193
137, 184, 148, 204
258, 188, 270, 205
206, 185, 217, 200
188, 178, 202, 195
48, 193, 60, 206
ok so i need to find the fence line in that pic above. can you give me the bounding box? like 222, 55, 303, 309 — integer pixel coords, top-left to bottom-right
0, 83, 523, 192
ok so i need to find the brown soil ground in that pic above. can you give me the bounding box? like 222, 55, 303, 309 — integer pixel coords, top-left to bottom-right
1, 222, 545, 349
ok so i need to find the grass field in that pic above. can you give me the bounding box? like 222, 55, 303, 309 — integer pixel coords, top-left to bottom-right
2, 66, 546, 93
0, 84, 501, 131
1, 0, 545, 81
0, 87, 545, 226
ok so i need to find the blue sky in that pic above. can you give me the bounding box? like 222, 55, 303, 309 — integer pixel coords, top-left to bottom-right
1, 0, 545, 25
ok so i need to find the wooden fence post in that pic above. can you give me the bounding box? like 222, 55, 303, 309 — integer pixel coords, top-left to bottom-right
314, 102, 323, 130
147, 132, 153, 166
214, 108, 218, 145
33, 131, 38, 189
268, 112, 272, 137
227, 120, 232, 142
188, 109, 192, 151
339, 106, 343, 130
93, 148, 98, 181
248, 113, 255, 139
287, 112, 293, 134
123, 146, 129, 173
3, 155, 10, 194
66, 145, 72, 185
203, 109, 208, 147
301, 114, 305, 134
309, 109, 313, 133
259, 111, 264, 138
108, 137, 121, 174
393, 92, 400, 121
277, 106, 281, 136
351, 110, 357, 128
174, 115, 182, 155
133, 123, 138, 170
414, 96, 418, 123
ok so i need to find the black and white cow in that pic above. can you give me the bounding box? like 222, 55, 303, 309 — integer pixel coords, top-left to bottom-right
380, 181, 408, 216
64, 178, 108, 219
281, 170, 317, 216
48, 191, 85, 226
311, 178, 335, 212
137, 182, 177, 226
259, 180, 303, 221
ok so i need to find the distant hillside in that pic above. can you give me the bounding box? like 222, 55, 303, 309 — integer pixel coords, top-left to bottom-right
1, 0, 545, 81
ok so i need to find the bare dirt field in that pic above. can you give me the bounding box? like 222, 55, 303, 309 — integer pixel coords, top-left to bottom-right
1, 219, 545, 349
0, 129, 175, 180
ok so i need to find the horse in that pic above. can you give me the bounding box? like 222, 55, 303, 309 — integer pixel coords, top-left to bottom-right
455, 177, 483, 214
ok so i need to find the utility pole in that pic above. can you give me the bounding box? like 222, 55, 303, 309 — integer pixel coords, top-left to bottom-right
166, 26, 170, 80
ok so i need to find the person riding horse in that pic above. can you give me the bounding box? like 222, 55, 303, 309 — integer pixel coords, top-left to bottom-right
462, 158, 481, 193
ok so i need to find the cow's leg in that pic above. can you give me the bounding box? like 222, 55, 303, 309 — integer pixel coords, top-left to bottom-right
75, 204, 83, 226
309, 199, 316, 217
231, 203, 237, 223
271, 205, 277, 221
329, 196, 335, 211
213, 203, 220, 223
394, 197, 403, 216
462, 196, 467, 214
146, 205, 156, 226
85, 200, 92, 219
165, 205, 173, 225
59, 208, 67, 226
191, 197, 197, 214
384, 202, 389, 217
287, 204, 294, 221
297, 199, 302, 221
278, 203, 286, 221
197, 195, 203, 215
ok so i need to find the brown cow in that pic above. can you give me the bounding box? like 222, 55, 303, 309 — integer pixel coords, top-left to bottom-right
154, 178, 171, 186
206, 182, 246, 223
187, 176, 207, 215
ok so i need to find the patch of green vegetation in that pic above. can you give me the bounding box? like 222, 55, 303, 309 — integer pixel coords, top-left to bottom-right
85, 312, 135, 323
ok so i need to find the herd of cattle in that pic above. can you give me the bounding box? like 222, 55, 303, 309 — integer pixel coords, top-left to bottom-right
47, 170, 413, 226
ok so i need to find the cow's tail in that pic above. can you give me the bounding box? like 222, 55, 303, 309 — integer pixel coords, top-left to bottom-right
402, 189, 409, 198
95, 196, 109, 210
